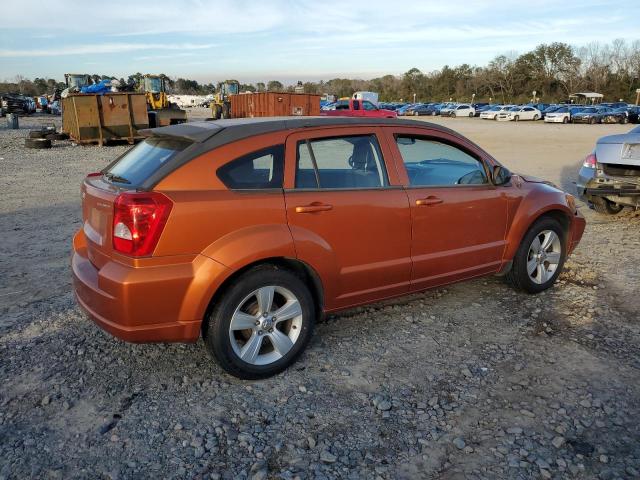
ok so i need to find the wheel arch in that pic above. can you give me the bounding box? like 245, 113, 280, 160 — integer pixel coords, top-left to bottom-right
505, 205, 573, 262
201, 256, 324, 336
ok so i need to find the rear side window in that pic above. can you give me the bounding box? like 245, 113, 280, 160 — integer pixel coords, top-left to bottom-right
296, 135, 388, 189
217, 145, 284, 190
105, 137, 191, 186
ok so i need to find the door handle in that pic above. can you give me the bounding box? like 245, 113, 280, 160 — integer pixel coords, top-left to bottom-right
295, 203, 333, 213
416, 196, 443, 206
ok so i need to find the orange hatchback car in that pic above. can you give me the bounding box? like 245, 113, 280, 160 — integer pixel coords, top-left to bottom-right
72, 117, 585, 379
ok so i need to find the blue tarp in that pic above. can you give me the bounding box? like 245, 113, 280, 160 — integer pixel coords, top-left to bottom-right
80, 79, 111, 94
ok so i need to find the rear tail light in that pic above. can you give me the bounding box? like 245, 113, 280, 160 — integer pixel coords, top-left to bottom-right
86, 172, 102, 177
112, 192, 173, 257
583, 152, 597, 169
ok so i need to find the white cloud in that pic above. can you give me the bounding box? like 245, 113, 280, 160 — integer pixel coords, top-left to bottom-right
0, 43, 215, 58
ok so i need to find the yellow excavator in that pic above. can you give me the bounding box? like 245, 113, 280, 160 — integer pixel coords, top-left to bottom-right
142, 74, 187, 128
210, 80, 240, 119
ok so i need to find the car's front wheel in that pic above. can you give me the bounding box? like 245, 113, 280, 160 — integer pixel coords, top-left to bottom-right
204, 265, 315, 379
506, 217, 567, 293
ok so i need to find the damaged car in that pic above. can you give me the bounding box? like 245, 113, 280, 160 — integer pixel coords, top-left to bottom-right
577, 125, 640, 214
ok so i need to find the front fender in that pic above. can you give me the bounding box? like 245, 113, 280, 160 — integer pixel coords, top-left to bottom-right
504, 186, 573, 261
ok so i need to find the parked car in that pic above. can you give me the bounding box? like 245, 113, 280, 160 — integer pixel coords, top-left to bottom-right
1, 94, 34, 114
404, 103, 427, 116
571, 107, 610, 124
600, 108, 629, 124
443, 104, 475, 118
320, 99, 396, 118
472, 104, 492, 117
497, 106, 541, 122
577, 125, 640, 214
396, 103, 418, 116
628, 106, 640, 123
540, 105, 560, 118
72, 117, 585, 379
544, 106, 573, 124
480, 105, 511, 120
409, 103, 442, 116
438, 103, 458, 116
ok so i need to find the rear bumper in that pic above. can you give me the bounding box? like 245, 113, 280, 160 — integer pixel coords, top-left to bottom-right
576, 167, 640, 207
544, 117, 566, 123
71, 230, 229, 343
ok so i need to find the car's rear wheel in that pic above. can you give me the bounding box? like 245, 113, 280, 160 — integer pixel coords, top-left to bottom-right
469, 112, 474, 117
451, 112, 456, 118
563, 116, 568, 124
506, 217, 567, 293
589, 117, 596, 124
533, 114, 539, 121
591, 197, 624, 215
514, 115, 519, 122
204, 265, 315, 379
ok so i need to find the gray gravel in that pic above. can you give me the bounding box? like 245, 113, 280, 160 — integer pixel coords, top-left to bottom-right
1, 114, 639, 479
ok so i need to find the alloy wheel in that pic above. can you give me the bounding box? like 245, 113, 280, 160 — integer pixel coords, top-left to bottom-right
526, 230, 562, 284
228, 286, 303, 365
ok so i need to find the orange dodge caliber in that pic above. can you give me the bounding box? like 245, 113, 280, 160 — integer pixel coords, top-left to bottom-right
72, 117, 585, 379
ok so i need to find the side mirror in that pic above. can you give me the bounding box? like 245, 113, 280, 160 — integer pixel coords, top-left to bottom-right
492, 165, 512, 186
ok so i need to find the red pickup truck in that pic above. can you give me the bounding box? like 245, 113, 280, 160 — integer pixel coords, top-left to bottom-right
321, 99, 397, 118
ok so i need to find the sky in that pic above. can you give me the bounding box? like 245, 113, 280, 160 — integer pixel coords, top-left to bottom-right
0, 0, 638, 84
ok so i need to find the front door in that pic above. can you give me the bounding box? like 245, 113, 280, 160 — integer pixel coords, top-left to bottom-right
386, 129, 509, 291
284, 127, 412, 310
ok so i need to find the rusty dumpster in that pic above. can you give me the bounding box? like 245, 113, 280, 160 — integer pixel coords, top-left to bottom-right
62, 93, 149, 146
230, 92, 320, 118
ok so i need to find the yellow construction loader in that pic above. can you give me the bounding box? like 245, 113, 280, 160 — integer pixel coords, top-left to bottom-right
142, 74, 187, 128
210, 80, 240, 119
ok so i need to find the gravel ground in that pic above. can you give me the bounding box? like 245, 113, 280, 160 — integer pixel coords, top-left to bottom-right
1, 114, 639, 480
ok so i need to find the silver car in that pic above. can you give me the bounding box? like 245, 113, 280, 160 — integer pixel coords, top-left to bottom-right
576, 125, 640, 214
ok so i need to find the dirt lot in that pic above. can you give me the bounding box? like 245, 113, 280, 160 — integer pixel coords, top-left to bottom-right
0, 113, 638, 480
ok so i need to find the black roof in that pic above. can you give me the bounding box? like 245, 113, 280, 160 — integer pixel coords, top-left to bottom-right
140, 116, 458, 146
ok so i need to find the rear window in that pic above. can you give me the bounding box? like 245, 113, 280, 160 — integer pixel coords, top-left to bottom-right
105, 137, 191, 186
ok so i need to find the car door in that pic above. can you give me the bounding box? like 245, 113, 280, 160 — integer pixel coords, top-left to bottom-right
283, 127, 412, 310
362, 101, 381, 117
382, 126, 509, 291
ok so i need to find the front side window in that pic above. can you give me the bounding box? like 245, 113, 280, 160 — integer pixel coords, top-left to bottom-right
217, 145, 284, 190
396, 136, 488, 186
296, 135, 388, 189
363, 101, 378, 111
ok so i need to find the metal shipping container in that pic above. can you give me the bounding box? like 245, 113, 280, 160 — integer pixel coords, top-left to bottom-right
62, 93, 149, 146
231, 92, 320, 118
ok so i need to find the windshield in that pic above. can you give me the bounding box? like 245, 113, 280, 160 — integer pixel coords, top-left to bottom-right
225, 83, 239, 95
488, 106, 502, 111
105, 137, 192, 187
144, 77, 163, 93
581, 108, 598, 113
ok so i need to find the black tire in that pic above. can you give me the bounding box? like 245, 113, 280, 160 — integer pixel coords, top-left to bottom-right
562, 116, 568, 124
591, 197, 624, 215
204, 265, 316, 379
212, 104, 222, 120
221, 103, 231, 119
514, 115, 519, 122
46, 133, 68, 141
505, 217, 567, 294
451, 112, 456, 118
589, 117, 596, 125
24, 138, 52, 149
621, 116, 628, 124
533, 114, 539, 121
28, 130, 46, 139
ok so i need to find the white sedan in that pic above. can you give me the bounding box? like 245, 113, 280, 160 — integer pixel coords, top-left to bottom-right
496, 106, 541, 121
480, 105, 514, 120
544, 106, 571, 123
448, 104, 476, 117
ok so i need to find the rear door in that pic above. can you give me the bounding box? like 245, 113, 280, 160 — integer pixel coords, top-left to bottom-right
283, 127, 411, 310
382, 126, 509, 291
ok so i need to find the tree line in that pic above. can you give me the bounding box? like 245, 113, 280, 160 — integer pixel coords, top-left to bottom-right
2, 40, 639, 103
